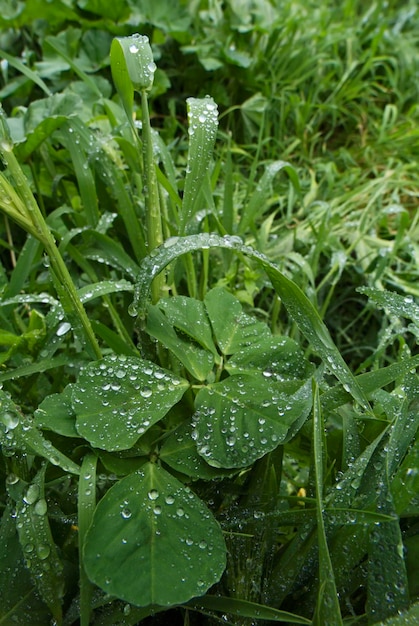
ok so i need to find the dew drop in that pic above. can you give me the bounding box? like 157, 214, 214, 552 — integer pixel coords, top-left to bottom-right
121, 508, 132, 519
148, 489, 159, 500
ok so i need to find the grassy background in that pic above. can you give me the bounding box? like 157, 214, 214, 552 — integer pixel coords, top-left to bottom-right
0, 1, 419, 624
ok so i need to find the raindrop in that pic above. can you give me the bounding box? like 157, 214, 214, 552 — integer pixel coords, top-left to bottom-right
37, 544, 50, 560
34, 499, 48, 516
165, 495, 175, 505
176, 507, 185, 517
121, 508, 132, 519
148, 489, 159, 500
140, 387, 153, 398
1, 412, 19, 430
153, 505, 162, 515
24, 484, 40, 505
56, 322, 71, 337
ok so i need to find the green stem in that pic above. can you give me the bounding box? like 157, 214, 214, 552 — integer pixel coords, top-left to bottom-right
141, 89, 165, 302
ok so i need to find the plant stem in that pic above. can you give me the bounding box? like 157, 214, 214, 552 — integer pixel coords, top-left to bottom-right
141, 90, 165, 303
0, 144, 102, 360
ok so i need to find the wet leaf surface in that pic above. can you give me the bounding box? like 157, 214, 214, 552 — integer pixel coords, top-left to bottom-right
83, 462, 226, 606
72, 355, 188, 451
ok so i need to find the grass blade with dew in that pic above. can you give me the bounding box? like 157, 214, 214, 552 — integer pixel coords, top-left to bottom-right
312, 380, 343, 626
78, 453, 97, 626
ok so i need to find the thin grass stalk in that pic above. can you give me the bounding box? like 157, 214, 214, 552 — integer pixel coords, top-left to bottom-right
141, 89, 165, 302
78, 453, 98, 626
0, 139, 102, 359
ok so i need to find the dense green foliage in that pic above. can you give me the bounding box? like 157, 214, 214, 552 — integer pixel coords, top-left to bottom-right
0, 0, 419, 624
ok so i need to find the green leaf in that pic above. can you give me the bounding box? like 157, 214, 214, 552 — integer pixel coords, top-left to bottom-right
7, 468, 64, 623
83, 462, 226, 606
146, 304, 215, 381
77, 0, 130, 23
160, 421, 237, 480
367, 488, 409, 622
0, 48, 52, 97
358, 287, 419, 325
180, 97, 219, 234
312, 381, 343, 626
111, 34, 156, 115
0, 502, 51, 625
15, 93, 81, 159
204, 286, 270, 355
226, 334, 310, 380
189, 595, 311, 624
130, 233, 369, 410
157, 296, 219, 357
72, 355, 188, 451
373, 602, 419, 626
34, 385, 78, 438
0, 391, 80, 475
193, 375, 312, 468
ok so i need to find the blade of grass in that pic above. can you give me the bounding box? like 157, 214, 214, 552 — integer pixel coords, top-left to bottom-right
312, 380, 343, 626
78, 453, 97, 626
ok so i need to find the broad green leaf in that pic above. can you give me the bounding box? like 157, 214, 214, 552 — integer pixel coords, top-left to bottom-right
0, 391, 80, 475
146, 304, 215, 381
157, 296, 219, 357
72, 355, 188, 451
226, 334, 310, 380
204, 286, 270, 355
129, 233, 369, 409
83, 462, 226, 606
180, 97, 219, 234
193, 375, 312, 468
7, 468, 64, 622
0, 502, 51, 625
160, 421, 237, 480
34, 385, 78, 438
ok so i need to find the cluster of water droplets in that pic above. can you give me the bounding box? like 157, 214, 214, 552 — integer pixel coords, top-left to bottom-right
73, 355, 185, 450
